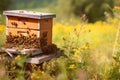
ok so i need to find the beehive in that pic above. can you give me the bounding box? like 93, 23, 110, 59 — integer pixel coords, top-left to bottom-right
3, 10, 56, 48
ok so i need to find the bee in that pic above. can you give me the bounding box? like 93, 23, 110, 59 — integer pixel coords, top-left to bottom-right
23, 22, 26, 25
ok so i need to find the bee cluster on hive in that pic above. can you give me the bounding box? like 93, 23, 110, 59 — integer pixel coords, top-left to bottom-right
4, 31, 58, 54
4, 28, 49, 48
5, 32, 41, 48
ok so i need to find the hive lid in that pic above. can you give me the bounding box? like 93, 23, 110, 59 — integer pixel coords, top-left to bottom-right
3, 10, 56, 19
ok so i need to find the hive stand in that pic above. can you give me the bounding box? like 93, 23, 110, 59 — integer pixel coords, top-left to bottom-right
0, 47, 63, 64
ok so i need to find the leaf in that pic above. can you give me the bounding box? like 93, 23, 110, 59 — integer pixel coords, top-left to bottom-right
62, 54, 69, 58
113, 57, 118, 62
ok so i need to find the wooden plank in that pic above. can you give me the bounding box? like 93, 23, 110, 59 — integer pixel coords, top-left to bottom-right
8, 16, 39, 29
1, 47, 63, 64
25, 50, 63, 64
4, 50, 13, 57
40, 18, 52, 30
7, 28, 39, 37
40, 18, 52, 45
20, 48, 42, 56
1, 48, 42, 56
7, 26, 40, 31
3, 10, 56, 19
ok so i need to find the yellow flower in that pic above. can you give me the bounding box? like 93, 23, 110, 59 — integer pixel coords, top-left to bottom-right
114, 6, 120, 10
31, 73, 36, 78
81, 45, 88, 49
31, 72, 40, 79
15, 55, 21, 60
74, 49, 80, 55
68, 64, 76, 69
40, 71, 44, 74
0, 25, 5, 31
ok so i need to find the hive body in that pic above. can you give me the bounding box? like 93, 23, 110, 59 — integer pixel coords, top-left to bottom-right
3, 10, 56, 48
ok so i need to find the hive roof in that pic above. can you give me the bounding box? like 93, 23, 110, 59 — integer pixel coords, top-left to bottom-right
3, 10, 56, 19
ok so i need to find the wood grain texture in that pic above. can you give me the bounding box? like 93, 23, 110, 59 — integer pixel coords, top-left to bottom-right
8, 16, 38, 29
7, 28, 39, 37
5, 14, 54, 48
3, 10, 56, 19
40, 18, 53, 45
1, 48, 42, 55
25, 50, 63, 64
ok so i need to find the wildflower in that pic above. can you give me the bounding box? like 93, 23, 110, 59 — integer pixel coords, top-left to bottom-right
40, 71, 44, 74
81, 45, 88, 50
0, 25, 5, 31
31, 72, 40, 79
15, 55, 21, 60
114, 6, 120, 10
74, 49, 80, 56
68, 64, 76, 69
31, 72, 36, 78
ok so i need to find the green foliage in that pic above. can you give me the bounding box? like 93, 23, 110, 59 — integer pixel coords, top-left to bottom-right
107, 12, 120, 79
42, 58, 69, 80
85, 0, 114, 22
108, 32, 120, 80
58, 0, 114, 22
5, 54, 29, 80
10, 0, 57, 9
0, 0, 12, 14
109, 52, 120, 79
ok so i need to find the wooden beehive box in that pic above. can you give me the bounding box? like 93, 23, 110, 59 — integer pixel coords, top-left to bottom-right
3, 10, 56, 48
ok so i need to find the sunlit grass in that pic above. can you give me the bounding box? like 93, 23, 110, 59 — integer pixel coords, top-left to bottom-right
53, 18, 118, 49
53, 19, 118, 57
52, 18, 119, 79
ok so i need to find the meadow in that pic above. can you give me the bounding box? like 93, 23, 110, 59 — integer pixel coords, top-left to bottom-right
0, 15, 120, 79
52, 18, 119, 80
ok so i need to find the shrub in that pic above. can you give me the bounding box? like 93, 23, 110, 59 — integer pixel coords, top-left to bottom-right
0, 0, 12, 14
57, 0, 114, 22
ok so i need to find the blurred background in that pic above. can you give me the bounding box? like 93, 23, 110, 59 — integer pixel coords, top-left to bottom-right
0, 0, 120, 23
